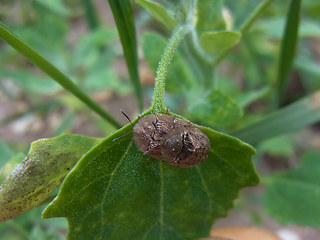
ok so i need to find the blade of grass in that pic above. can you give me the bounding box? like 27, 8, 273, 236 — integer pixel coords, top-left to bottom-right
277, 0, 301, 102
108, 0, 143, 111
0, 22, 122, 129
213, 0, 274, 67
81, 0, 99, 30
233, 91, 320, 145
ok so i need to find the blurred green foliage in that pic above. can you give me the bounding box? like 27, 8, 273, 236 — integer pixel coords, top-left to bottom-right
0, 0, 131, 99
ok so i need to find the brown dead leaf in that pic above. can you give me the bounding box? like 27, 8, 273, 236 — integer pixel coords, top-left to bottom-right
207, 226, 281, 240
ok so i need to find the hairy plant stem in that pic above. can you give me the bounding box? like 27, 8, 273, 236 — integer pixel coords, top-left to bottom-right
0, 22, 122, 129
151, 26, 189, 113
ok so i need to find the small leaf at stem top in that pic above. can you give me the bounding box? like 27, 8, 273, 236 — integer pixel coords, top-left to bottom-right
136, 0, 178, 31
200, 31, 242, 55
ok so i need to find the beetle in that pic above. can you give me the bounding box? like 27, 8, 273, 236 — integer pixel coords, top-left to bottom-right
132, 114, 210, 168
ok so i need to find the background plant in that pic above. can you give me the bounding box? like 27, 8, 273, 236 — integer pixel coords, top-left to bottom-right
0, 0, 320, 239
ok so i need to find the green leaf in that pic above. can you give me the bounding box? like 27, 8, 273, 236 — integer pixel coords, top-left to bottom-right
235, 87, 269, 107
295, 57, 320, 78
108, 0, 143, 111
136, 0, 177, 31
200, 31, 241, 55
277, 0, 301, 100
263, 151, 320, 228
233, 91, 320, 145
258, 135, 295, 157
196, 0, 225, 34
188, 89, 243, 126
0, 134, 101, 222
217, 75, 269, 107
141, 32, 196, 92
35, 0, 70, 16
43, 115, 258, 240
72, 28, 117, 69
295, 57, 320, 91
85, 67, 119, 91
294, 55, 320, 92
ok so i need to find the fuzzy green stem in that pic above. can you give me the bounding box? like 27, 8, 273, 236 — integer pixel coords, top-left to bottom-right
0, 22, 122, 129
213, 0, 274, 67
151, 26, 188, 113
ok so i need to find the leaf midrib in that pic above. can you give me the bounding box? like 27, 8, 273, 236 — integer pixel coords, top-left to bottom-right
159, 161, 164, 240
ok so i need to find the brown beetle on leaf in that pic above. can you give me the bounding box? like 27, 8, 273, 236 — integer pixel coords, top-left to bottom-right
132, 114, 210, 168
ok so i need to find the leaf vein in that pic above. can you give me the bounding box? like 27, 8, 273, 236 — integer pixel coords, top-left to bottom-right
163, 223, 187, 240
141, 221, 159, 240
98, 141, 133, 239
53, 174, 110, 211
195, 165, 215, 212
210, 149, 242, 179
